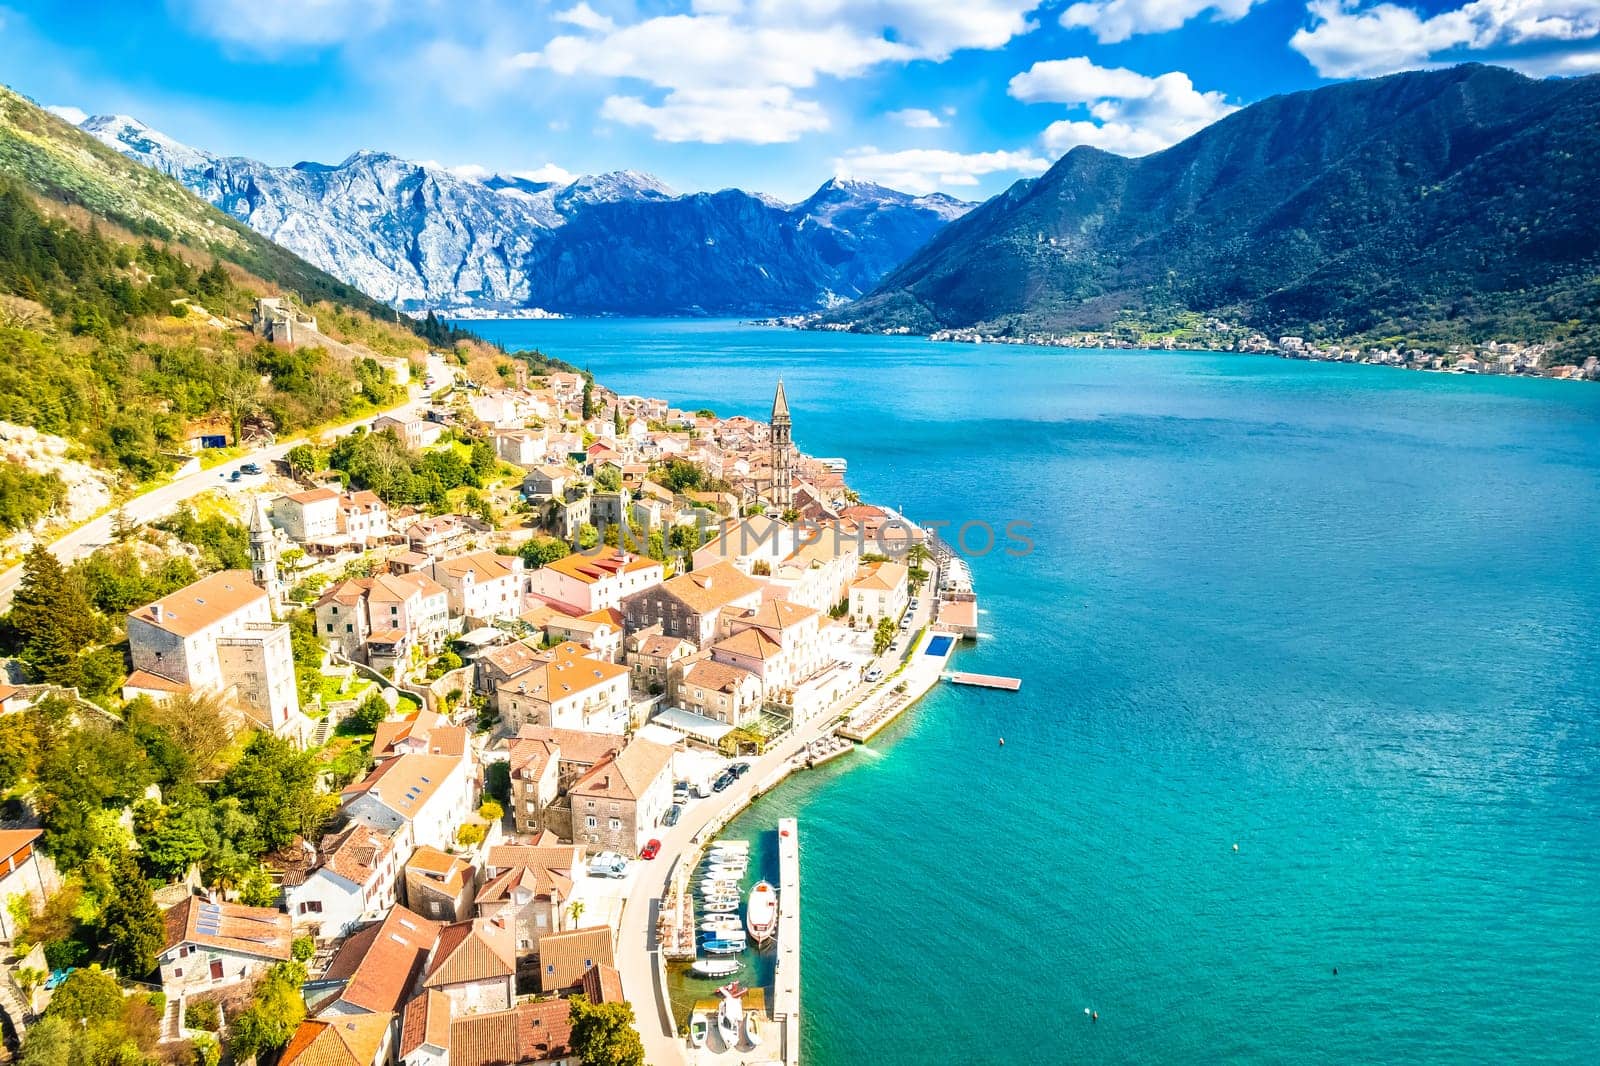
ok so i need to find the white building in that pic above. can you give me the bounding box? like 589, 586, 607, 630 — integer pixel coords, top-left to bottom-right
849, 559, 909, 627
342, 752, 474, 860
273, 488, 341, 543
525, 549, 663, 615
124, 570, 304, 740
284, 822, 401, 939
429, 551, 525, 622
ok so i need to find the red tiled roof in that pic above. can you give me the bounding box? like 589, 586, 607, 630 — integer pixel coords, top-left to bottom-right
322, 905, 441, 1014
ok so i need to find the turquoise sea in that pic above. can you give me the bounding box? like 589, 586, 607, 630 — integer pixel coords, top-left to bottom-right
463, 319, 1600, 1064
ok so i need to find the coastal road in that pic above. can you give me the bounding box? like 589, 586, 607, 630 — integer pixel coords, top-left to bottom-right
614, 690, 869, 1066
0, 384, 437, 611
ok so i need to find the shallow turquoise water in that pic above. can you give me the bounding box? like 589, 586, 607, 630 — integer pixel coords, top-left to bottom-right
466, 319, 1600, 1063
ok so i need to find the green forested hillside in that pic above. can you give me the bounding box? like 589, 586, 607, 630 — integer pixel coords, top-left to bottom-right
833, 65, 1600, 357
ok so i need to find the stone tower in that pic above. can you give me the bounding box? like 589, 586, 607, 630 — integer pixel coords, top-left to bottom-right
771, 377, 793, 511
248, 494, 283, 612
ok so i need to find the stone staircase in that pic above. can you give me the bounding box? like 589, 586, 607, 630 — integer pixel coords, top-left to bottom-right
310, 717, 333, 747
0, 974, 32, 1047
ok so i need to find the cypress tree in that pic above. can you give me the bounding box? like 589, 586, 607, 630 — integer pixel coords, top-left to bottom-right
102, 849, 164, 978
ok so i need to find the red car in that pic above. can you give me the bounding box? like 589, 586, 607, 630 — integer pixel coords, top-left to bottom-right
641, 839, 662, 860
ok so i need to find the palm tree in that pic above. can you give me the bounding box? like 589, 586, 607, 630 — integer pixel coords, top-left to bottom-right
567, 900, 585, 929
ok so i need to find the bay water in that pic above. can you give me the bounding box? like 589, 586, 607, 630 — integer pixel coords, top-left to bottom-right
465, 318, 1600, 1064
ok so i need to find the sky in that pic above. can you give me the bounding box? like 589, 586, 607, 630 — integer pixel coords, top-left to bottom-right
3, 0, 1599, 202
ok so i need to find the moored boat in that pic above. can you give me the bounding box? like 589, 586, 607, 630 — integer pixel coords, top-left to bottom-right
716, 990, 742, 1047
690, 957, 738, 978
746, 880, 778, 944
689, 1010, 709, 1048
704, 937, 743, 955
703, 899, 738, 912
744, 1010, 762, 1048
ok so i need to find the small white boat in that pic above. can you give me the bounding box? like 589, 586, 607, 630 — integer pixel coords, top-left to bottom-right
688, 1009, 709, 1048
716, 992, 742, 1047
746, 880, 778, 945
712, 839, 750, 850
690, 957, 738, 978
703, 899, 738, 912
743, 1010, 762, 1048
701, 918, 743, 933
703, 937, 743, 955
699, 878, 739, 891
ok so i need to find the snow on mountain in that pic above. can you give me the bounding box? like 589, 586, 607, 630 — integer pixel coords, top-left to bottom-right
79, 114, 975, 314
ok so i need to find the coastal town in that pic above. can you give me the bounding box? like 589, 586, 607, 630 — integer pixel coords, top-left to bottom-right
780, 315, 1600, 381
0, 301, 987, 1066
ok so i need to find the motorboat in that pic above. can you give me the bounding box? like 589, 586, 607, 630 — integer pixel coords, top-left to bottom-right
746, 881, 778, 945
703, 899, 738, 912
701, 917, 743, 933
690, 957, 738, 978
688, 1009, 709, 1048
744, 1010, 762, 1048
703, 938, 744, 955
716, 990, 742, 1048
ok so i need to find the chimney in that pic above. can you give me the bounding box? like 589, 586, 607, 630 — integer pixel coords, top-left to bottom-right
151, 603, 163, 622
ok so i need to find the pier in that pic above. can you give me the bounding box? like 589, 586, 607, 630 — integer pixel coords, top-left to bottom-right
774, 817, 801, 1066
945, 672, 1022, 691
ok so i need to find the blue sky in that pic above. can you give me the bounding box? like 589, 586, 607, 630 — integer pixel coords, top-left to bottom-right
4, 1, 1598, 201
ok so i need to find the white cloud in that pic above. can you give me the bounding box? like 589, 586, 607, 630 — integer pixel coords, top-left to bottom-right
602, 87, 830, 143
554, 2, 614, 33
1009, 57, 1237, 156
1059, 0, 1266, 44
832, 146, 1050, 194
172, 0, 393, 52
1291, 1, 1600, 79
888, 107, 945, 128
514, 1, 1039, 143
46, 104, 88, 125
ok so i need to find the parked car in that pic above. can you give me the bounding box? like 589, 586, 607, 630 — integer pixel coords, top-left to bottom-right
865, 667, 883, 683
239, 462, 262, 475
711, 771, 735, 793
730, 761, 751, 778
587, 852, 628, 879
663, 804, 682, 827
641, 839, 662, 860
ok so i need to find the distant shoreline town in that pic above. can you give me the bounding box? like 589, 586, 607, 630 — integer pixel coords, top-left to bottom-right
763, 314, 1600, 382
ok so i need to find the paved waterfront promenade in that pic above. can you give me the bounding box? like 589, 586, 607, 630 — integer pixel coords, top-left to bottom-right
615, 706, 846, 1066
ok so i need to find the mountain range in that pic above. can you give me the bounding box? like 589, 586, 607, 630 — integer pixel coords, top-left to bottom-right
78, 114, 972, 316
833, 65, 1600, 356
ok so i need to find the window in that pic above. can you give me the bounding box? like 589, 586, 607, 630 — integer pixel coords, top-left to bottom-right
345, 624, 353, 633
173, 968, 183, 977
609, 818, 621, 831
209, 960, 224, 981
326, 623, 334, 633
586, 816, 597, 829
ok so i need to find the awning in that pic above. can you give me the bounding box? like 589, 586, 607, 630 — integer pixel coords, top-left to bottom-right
647, 706, 736, 743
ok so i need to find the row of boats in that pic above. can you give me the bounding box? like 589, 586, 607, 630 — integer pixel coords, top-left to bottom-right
689, 841, 779, 962
688, 982, 761, 1052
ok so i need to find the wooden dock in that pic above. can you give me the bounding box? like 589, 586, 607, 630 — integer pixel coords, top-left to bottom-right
945, 672, 1022, 691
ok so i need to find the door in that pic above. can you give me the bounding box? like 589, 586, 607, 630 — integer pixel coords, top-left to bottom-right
209, 959, 224, 981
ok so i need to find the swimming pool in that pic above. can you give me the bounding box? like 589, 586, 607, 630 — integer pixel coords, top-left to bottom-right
924, 634, 954, 657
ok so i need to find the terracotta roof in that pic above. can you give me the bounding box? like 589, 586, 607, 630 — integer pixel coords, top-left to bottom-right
129, 571, 265, 637
541, 550, 660, 585
474, 845, 581, 904
481, 641, 543, 678
322, 905, 441, 1014
369, 571, 445, 603
743, 597, 818, 630
853, 560, 908, 592
449, 999, 573, 1066
315, 578, 369, 609
161, 897, 292, 960
570, 738, 674, 804
123, 669, 191, 694
512, 652, 628, 703
281, 1013, 392, 1066
342, 753, 461, 819
432, 551, 519, 582
318, 823, 392, 887
632, 632, 694, 658
649, 561, 762, 614
684, 658, 758, 693
509, 725, 623, 769
579, 607, 625, 628
0, 828, 41, 862
580, 962, 624, 1005
423, 917, 516, 988
399, 989, 452, 1058
536, 926, 615, 992
713, 626, 781, 661
284, 488, 340, 505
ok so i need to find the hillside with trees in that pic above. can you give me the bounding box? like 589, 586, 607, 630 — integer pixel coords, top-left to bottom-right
831, 65, 1600, 358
